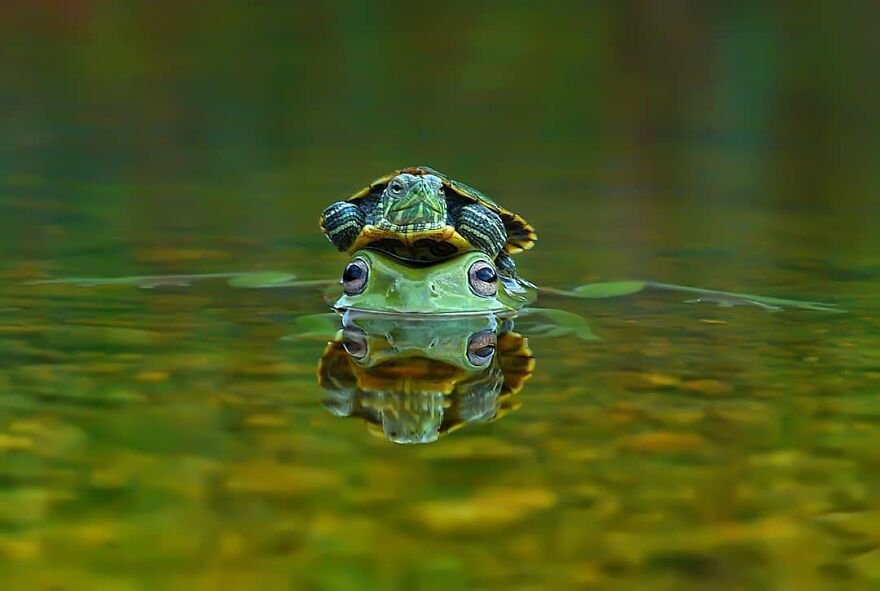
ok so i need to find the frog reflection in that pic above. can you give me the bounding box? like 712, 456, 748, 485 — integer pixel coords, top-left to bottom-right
317, 311, 533, 444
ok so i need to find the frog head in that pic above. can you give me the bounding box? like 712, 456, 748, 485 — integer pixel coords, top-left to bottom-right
330, 249, 534, 314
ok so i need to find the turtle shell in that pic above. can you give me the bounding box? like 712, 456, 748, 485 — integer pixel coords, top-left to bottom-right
352, 226, 471, 262
346, 166, 537, 259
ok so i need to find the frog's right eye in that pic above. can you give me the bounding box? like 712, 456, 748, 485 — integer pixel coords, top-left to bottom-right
468, 260, 497, 297
343, 258, 369, 295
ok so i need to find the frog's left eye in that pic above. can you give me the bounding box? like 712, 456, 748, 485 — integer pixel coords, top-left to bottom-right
343, 258, 369, 295
468, 260, 497, 297
467, 330, 497, 366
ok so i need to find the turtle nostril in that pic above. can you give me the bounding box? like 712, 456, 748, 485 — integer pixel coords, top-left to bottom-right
429, 283, 438, 295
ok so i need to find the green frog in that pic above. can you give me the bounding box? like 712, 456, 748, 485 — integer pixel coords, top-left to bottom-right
322, 248, 840, 317
330, 248, 534, 315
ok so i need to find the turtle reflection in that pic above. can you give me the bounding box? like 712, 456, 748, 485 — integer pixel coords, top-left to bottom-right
318, 311, 534, 444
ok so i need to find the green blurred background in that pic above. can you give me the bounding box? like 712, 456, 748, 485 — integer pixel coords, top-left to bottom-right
3, 0, 878, 284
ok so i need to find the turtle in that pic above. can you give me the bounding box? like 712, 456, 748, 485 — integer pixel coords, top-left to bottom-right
319, 166, 537, 284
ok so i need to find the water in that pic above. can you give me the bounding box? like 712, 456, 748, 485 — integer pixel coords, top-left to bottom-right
2, 2, 880, 589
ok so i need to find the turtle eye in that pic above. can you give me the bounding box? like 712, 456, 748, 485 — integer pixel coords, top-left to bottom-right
389, 180, 404, 194
468, 260, 497, 297
342, 258, 369, 295
467, 330, 497, 366
342, 327, 368, 360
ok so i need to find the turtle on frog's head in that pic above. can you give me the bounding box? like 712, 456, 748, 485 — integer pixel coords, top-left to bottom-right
319, 166, 537, 286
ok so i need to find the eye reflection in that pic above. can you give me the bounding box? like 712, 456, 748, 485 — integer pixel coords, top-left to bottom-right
342, 327, 368, 359
467, 330, 497, 366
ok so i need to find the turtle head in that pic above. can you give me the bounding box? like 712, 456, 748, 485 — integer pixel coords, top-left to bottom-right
379, 173, 447, 230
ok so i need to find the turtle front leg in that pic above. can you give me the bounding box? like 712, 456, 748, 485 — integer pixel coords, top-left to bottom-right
457, 204, 507, 258
320, 202, 366, 252
495, 251, 518, 279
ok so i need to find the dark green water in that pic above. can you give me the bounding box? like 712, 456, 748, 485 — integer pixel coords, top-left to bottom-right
2, 3, 880, 589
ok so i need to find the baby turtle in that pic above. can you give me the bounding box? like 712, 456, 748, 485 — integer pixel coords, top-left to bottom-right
320, 166, 536, 282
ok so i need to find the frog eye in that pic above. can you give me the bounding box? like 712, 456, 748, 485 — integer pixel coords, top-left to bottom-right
467, 330, 497, 366
468, 260, 497, 297
342, 327, 368, 360
343, 258, 369, 295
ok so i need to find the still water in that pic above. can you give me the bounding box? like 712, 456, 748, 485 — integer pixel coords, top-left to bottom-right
2, 2, 880, 590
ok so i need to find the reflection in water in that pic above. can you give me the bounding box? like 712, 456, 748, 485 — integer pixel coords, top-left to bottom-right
317, 311, 534, 444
